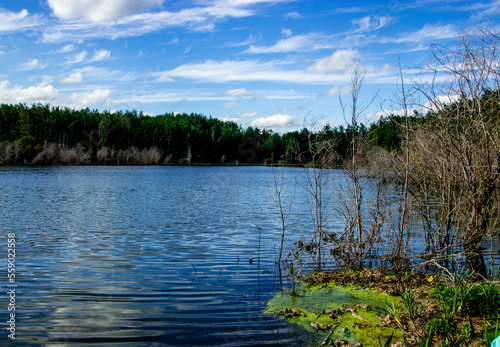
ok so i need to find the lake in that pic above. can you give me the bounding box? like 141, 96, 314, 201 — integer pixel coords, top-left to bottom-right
1, 165, 330, 346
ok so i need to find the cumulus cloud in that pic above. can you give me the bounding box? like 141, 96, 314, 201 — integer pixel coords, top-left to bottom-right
306, 49, 360, 74
219, 116, 241, 122
71, 88, 113, 107
366, 94, 461, 123
47, 0, 163, 23
0, 80, 59, 104
423, 94, 461, 112
249, 113, 293, 128
219, 111, 259, 123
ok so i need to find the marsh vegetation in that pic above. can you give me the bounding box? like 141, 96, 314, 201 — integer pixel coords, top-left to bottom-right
266, 25, 500, 346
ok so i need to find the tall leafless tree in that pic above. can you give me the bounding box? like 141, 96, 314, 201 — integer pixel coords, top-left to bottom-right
411, 25, 500, 276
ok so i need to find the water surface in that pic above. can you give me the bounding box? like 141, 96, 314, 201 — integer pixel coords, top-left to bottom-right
1, 166, 320, 346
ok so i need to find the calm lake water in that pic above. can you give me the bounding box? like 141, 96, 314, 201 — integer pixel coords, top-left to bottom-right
1, 166, 328, 346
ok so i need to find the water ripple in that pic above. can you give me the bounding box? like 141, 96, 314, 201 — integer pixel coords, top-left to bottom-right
1, 166, 312, 346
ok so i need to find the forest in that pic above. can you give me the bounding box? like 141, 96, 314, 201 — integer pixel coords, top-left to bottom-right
0, 101, 417, 166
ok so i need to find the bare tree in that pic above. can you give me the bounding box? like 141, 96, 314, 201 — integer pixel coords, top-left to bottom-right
293, 115, 336, 269
270, 163, 295, 265
332, 63, 381, 270
411, 25, 500, 276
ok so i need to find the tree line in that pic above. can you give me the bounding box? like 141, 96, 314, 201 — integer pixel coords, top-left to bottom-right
0, 102, 418, 165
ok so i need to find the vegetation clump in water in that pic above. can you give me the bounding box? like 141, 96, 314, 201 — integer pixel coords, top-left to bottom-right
266, 270, 404, 346
267, 269, 500, 346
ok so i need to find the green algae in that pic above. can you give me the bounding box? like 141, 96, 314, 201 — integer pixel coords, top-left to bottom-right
265, 281, 404, 345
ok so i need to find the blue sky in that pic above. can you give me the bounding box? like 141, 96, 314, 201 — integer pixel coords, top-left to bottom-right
0, 0, 498, 132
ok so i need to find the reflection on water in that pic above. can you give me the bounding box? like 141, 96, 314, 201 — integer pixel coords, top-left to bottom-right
1, 166, 317, 346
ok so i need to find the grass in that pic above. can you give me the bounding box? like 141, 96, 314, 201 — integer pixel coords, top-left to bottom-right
484, 319, 500, 345
408, 270, 500, 346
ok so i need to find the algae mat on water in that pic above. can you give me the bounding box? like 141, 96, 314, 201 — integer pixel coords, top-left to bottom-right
265, 282, 404, 346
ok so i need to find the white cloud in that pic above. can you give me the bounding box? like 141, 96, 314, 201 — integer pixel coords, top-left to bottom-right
40, 76, 54, 86
395, 24, 458, 44
249, 113, 294, 128
41, 0, 290, 41
366, 94, 461, 123
219, 116, 242, 122
306, 49, 360, 74
220, 111, 259, 123
155, 59, 357, 84
247, 33, 334, 53
65, 50, 88, 64
62, 72, 84, 83
283, 12, 300, 19
224, 88, 253, 97
238, 111, 259, 119
0, 9, 42, 32
91, 49, 111, 61
61, 44, 75, 52
0, 80, 59, 104
351, 15, 392, 32
113, 89, 253, 105
41, 31, 66, 43
225, 34, 259, 47
70, 66, 136, 82
47, 0, 163, 23
71, 88, 113, 107
222, 102, 238, 109
317, 85, 351, 98
20, 59, 47, 71
423, 93, 461, 112
282, 28, 292, 36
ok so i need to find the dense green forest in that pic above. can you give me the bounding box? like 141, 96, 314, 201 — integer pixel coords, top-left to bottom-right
0, 102, 420, 165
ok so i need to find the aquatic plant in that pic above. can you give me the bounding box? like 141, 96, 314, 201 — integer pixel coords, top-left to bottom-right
266, 280, 404, 345
383, 300, 401, 328
484, 319, 500, 346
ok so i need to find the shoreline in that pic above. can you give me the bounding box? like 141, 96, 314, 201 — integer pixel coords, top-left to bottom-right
0, 162, 322, 168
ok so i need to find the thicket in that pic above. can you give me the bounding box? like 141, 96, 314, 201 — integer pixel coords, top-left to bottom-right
261, 24, 500, 347
278, 25, 500, 283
